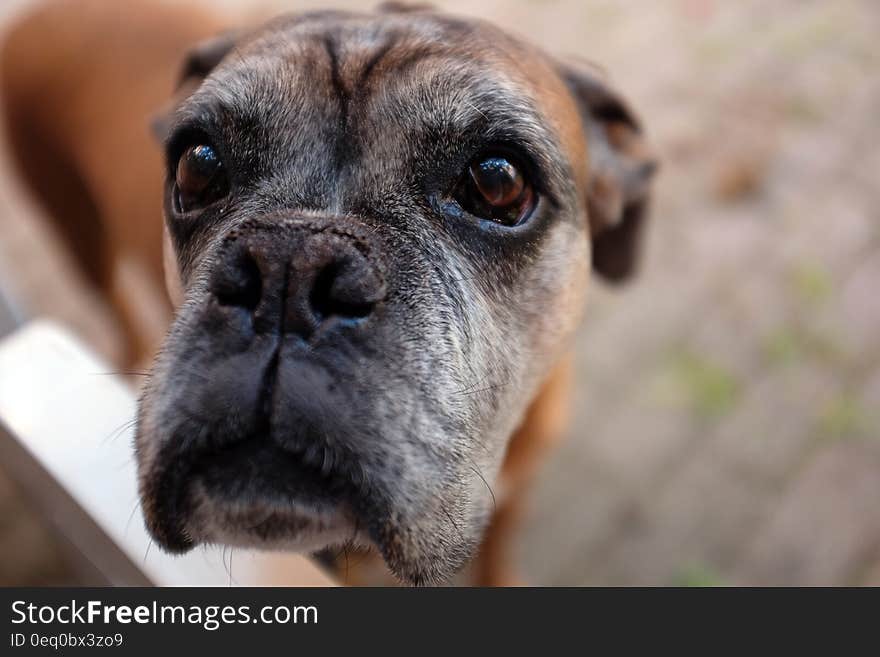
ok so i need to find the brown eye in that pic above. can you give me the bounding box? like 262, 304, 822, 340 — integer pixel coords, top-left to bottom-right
455, 155, 536, 226
174, 144, 227, 213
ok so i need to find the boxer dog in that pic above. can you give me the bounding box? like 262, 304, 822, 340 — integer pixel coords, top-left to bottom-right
1, 0, 655, 585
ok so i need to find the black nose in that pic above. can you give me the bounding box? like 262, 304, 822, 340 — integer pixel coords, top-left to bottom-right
210, 220, 386, 339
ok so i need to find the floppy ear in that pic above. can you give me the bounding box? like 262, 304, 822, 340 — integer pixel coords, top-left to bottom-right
560, 61, 657, 283
150, 30, 241, 142
176, 30, 241, 85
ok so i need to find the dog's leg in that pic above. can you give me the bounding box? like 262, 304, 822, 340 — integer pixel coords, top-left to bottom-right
1, 0, 228, 367
475, 356, 573, 586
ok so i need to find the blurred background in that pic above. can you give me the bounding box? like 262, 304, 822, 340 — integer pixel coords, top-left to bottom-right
0, 0, 878, 585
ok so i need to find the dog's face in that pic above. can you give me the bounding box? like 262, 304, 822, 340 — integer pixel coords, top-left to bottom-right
136, 5, 655, 584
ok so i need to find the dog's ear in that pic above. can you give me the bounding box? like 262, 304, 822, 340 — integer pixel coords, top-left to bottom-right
151, 31, 240, 142
560, 61, 657, 283
176, 30, 241, 87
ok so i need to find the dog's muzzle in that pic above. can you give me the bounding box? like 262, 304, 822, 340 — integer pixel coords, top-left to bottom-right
140, 215, 391, 553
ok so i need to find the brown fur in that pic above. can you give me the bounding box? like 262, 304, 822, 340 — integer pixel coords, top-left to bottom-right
1, 0, 229, 363
1, 0, 654, 585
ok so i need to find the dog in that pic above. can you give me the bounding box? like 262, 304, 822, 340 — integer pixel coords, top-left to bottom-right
1, 0, 656, 585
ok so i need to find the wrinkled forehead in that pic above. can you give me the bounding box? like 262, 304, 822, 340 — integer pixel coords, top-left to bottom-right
180, 10, 587, 187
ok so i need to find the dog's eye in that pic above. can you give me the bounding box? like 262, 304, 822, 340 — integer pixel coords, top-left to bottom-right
455, 155, 536, 226
174, 144, 228, 213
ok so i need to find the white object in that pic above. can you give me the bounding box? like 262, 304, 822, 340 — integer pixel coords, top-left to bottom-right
0, 320, 334, 586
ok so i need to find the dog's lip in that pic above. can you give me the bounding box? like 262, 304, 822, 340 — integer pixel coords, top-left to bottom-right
143, 439, 365, 554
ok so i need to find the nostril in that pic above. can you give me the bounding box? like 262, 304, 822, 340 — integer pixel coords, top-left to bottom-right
214, 248, 263, 311
309, 261, 377, 322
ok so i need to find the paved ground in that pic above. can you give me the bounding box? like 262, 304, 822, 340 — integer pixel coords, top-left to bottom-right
0, 0, 877, 585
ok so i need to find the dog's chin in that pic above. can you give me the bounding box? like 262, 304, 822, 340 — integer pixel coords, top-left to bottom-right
183, 480, 362, 554
140, 422, 476, 585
